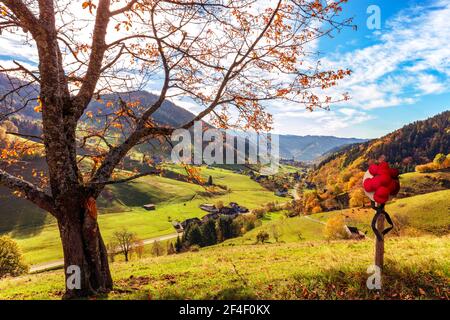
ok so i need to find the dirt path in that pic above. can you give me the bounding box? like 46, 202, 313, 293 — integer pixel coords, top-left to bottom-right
301, 215, 326, 225
29, 232, 180, 273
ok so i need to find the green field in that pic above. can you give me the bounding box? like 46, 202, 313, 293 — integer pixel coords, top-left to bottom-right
0, 235, 448, 300
7, 166, 284, 265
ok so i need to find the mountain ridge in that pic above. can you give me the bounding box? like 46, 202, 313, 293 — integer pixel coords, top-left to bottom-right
1, 74, 367, 162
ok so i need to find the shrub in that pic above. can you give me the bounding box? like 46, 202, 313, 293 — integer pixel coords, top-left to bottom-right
0, 236, 29, 278
415, 153, 450, 172
303, 192, 322, 214
323, 215, 349, 240
252, 207, 267, 219
256, 231, 270, 243
106, 242, 117, 263
151, 240, 164, 257
433, 153, 446, 166
133, 238, 145, 259
416, 163, 438, 173
265, 201, 278, 212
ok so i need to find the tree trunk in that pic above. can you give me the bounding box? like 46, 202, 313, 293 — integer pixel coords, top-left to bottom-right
57, 197, 112, 299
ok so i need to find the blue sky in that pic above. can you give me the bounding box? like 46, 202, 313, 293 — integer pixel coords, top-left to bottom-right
270, 0, 450, 138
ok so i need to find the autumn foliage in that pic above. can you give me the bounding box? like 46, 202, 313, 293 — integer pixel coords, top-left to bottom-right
415, 153, 450, 173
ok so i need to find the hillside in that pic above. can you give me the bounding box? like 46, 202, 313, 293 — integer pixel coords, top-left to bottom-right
315, 111, 450, 174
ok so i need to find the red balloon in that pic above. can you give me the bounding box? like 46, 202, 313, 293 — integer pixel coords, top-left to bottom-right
368, 164, 378, 176
390, 168, 399, 178
375, 186, 390, 199
378, 161, 389, 170
379, 174, 392, 187
371, 175, 382, 190
374, 193, 388, 204
389, 179, 400, 195
363, 178, 374, 192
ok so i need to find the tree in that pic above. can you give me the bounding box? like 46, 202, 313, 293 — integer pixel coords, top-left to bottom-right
323, 215, 348, 240
200, 219, 218, 246
433, 153, 446, 166
207, 175, 213, 186
167, 242, 176, 255
134, 238, 145, 259
256, 230, 269, 243
0, 0, 352, 297
113, 229, 136, 262
349, 188, 366, 208
217, 215, 234, 241
0, 235, 29, 278
183, 223, 203, 247
271, 225, 281, 242
175, 235, 183, 253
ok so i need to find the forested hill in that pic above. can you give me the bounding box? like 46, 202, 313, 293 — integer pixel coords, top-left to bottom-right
315, 111, 450, 173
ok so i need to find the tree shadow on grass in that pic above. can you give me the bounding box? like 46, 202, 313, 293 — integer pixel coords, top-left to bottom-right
0, 187, 54, 238
281, 260, 448, 300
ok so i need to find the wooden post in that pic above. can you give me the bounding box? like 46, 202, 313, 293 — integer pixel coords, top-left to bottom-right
374, 214, 385, 269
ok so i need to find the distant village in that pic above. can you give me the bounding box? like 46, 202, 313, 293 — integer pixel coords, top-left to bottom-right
172, 202, 249, 233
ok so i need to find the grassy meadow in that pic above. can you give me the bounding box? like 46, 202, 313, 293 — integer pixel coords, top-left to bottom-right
0, 236, 448, 300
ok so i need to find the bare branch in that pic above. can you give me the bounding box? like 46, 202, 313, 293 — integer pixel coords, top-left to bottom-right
6, 131, 43, 141
0, 169, 56, 215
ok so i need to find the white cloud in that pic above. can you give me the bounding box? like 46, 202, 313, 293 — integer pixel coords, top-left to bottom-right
320, 0, 450, 110
416, 73, 446, 95
273, 108, 373, 136
270, 0, 450, 136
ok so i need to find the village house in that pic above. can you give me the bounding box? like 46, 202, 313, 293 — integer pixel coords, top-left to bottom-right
143, 204, 156, 211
